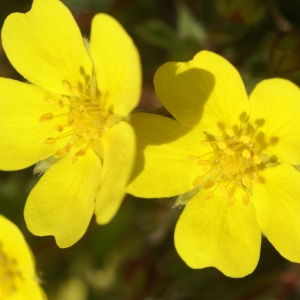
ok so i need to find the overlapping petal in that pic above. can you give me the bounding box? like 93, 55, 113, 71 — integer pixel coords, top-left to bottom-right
24, 149, 102, 248
90, 13, 141, 117
153, 60, 215, 127
95, 121, 135, 224
249, 79, 300, 165
2, 0, 93, 95
175, 188, 261, 278
127, 113, 209, 197
154, 51, 249, 132
254, 163, 300, 262
0, 78, 69, 170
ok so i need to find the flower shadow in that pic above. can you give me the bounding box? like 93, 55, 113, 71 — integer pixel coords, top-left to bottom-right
129, 67, 215, 184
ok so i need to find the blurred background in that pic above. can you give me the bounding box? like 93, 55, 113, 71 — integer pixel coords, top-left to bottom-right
1, 0, 300, 299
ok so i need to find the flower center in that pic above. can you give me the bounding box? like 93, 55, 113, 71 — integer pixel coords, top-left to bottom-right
0, 243, 23, 297
191, 126, 269, 206
39, 75, 117, 163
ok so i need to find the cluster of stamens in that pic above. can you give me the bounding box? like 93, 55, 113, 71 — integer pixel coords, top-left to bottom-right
191, 127, 269, 206
39, 80, 108, 163
0, 243, 23, 296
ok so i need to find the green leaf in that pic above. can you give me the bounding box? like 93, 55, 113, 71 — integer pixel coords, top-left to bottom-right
177, 3, 206, 44
136, 19, 177, 49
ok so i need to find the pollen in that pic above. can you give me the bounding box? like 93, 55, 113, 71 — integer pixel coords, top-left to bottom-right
191, 126, 270, 206
39, 76, 116, 163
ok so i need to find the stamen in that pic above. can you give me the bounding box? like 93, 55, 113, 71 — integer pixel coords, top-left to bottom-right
39, 113, 53, 122
71, 86, 81, 98
228, 195, 236, 206
42, 77, 115, 164
225, 128, 235, 137
53, 124, 64, 132
191, 123, 269, 207
43, 137, 56, 145
203, 179, 214, 189
44, 97, 56, 104
0, 244, 23, 296
54, 148, 68, 158
61, 96, 71, 106
62, 80, 72, 92
75, 149, 86, 157
242, 193, 250, 205
219, 185, 228, 197
242, 177, 251, 188
242, 149, 251, 159
218, 141, 227, 150
193, 176, 203, 186
240, 135, 251, 144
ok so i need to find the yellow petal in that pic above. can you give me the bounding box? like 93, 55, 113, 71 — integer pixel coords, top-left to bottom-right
249, 79, 300, 165
153, 58, 215, 127
154, 51, 249, 131
253, 163, 300, 262
0, 215, 46, 299
127, 113, 207, 198
24, 149, 101, 248
90, 14, 141, 117
95, 121, 135, 224
2, 0, 93, 95
0, 78, 69, 170
15, 280, 47, 300
0, 215, 35, 276
175, 188, 261, 277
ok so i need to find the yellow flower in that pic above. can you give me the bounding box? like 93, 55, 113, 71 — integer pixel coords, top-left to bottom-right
0, 0, 141, 247
127, 51, 300, 277
0, 215, 46, 299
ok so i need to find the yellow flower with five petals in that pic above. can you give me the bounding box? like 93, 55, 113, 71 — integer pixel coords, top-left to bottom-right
127, 51, 300, 277
0, 0, 141, 247
0, 215, 46, 299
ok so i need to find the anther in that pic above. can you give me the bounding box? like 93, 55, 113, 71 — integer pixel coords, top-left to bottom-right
193, 176, 203, 187
242, 193, 250, 205
219, 185, 228, 197
217, 141, 227, 150
242, 149, 251, 159
200, 141, 211, 146
228, 195, 236, 206
260, 153, 270, 163
75, 149, 86, 157
44, 97, 56, 104
54, 148, 68, 158
53, 124, 64, 132
39, 113, 53, 122
203, 179, 214, 189
241, 177, 251, 188
253, 155, 262, 164
225, 128, 235, 137
227, 187, 236, 205
62, 80, 72, 91
61, 96, 71, 106
43, 137, 56, 145
71, 87, 81, 98
240, 135, 251, 144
